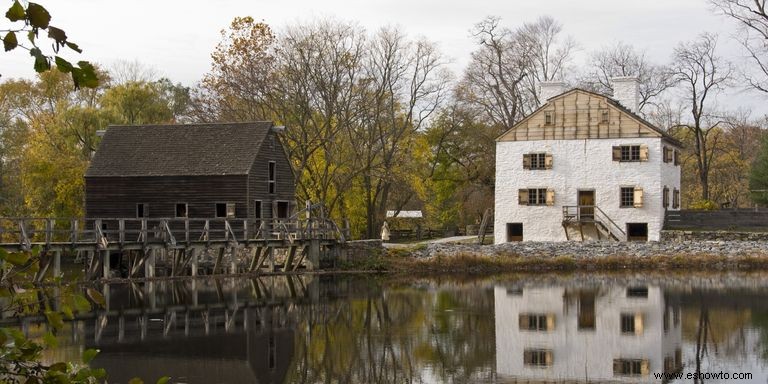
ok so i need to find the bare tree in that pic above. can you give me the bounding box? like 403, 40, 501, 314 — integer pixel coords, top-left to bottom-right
710, 0, 768, 93
518, 16, 577, 105
109, 59, 160, 85
580, 42, 674, 114
271, 19, 367, 215
458, 16, 575, 133
669, 33, 734, 201
353, 27, 451, 238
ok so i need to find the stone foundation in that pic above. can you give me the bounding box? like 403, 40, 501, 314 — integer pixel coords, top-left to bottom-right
414, 240, 768, 260
338, 239, 384, 262
661, 230, 768, 242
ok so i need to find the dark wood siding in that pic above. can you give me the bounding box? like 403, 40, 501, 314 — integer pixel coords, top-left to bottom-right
247, 131, 296, 219
85, 175, 248, 218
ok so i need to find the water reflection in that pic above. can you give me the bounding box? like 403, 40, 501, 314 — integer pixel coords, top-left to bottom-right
23, 273, 768, 383
495, 284, 682, 382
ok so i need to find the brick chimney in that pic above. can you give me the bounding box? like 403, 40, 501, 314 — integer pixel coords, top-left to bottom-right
539, 81, 567, 105
611, 76, 640, 113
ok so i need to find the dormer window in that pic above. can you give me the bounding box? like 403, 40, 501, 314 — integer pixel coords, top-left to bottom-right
544, 112, 553, 125
601, 110, 609, 123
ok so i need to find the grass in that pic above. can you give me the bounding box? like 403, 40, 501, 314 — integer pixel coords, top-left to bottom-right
333, 250, 768, 275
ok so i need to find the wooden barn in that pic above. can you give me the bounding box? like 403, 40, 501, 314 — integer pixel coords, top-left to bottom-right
85, 122, 296, 222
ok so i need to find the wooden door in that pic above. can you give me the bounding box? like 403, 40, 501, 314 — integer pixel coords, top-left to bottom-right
578, 190, 594, 220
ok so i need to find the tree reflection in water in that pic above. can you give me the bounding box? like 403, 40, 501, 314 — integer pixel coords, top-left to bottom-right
285, 280, 496, 383
11, 273, 768, 383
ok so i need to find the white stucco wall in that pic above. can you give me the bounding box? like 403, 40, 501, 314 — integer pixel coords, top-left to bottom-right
494, 138, 681, 243
494, 285, 682, 383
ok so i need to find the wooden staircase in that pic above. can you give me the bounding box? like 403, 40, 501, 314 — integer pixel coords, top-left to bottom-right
562, 205, 625, 241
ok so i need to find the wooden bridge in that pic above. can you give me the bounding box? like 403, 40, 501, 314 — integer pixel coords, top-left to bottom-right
0, 205, 347, 281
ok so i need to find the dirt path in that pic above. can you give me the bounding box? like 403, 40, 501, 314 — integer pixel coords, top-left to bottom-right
383, 235, 478, 249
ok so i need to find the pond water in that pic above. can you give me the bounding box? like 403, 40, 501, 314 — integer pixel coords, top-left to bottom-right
24, 272, 768, 383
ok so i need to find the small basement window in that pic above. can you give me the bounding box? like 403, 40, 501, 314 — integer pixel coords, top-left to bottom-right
136, 203, 147, 218
627, 223, 648, 241
627, 287, 649, 298
506, 223, 523, 242
175, 203, 188, 218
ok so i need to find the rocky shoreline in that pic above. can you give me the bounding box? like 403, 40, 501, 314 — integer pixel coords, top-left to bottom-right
344, 239, 768, 274
408, 240, 768, 259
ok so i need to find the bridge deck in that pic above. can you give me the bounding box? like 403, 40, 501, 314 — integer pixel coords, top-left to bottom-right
0, 217, 346, 281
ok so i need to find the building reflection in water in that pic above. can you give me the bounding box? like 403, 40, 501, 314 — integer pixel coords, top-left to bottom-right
73, 276, 314, 384
495, 284, 682, 382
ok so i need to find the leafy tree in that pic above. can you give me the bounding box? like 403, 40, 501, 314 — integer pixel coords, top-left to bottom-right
1, 69, 184, 218
750, 134, 768, 205
1, 1, 97, 88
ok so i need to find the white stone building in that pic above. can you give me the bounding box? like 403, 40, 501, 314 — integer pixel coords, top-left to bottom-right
494, 284, 682, 382
493, 78, 682, 242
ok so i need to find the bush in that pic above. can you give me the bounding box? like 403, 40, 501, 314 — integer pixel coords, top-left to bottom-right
689, 199, 718, 210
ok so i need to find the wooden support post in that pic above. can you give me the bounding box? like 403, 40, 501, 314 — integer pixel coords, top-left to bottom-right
102, 283, 110, 312
284, 246, 298, 272
118, 315, 125, 342
213, 247, 224, 275
99, 251, 111, 279
191, 278, 198, 306
247, 246, 259, 272
140, 314, 147, 340
292, 246, 307, 272
307, 239, 320, 270
86, 251, 99, 281
190, 248, 198, 277
144, 249, 155, 278
53, 250, 61, 279
118, 219, 125, 246
231, 246, 238, 274
268, 247, 275, 272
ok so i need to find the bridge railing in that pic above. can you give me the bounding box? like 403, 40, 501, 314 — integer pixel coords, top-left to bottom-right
0, 216, 345, 250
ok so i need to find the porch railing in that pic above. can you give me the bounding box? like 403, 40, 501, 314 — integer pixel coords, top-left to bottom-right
562, 205, 626, 241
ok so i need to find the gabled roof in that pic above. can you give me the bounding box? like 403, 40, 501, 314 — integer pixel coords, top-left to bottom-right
497, 88, 683, 148
86, 122, 274, 177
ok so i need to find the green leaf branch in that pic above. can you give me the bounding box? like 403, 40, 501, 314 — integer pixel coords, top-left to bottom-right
2, 0, 98, 88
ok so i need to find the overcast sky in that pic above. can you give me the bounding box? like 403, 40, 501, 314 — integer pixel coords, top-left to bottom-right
4, 0, 766, 115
